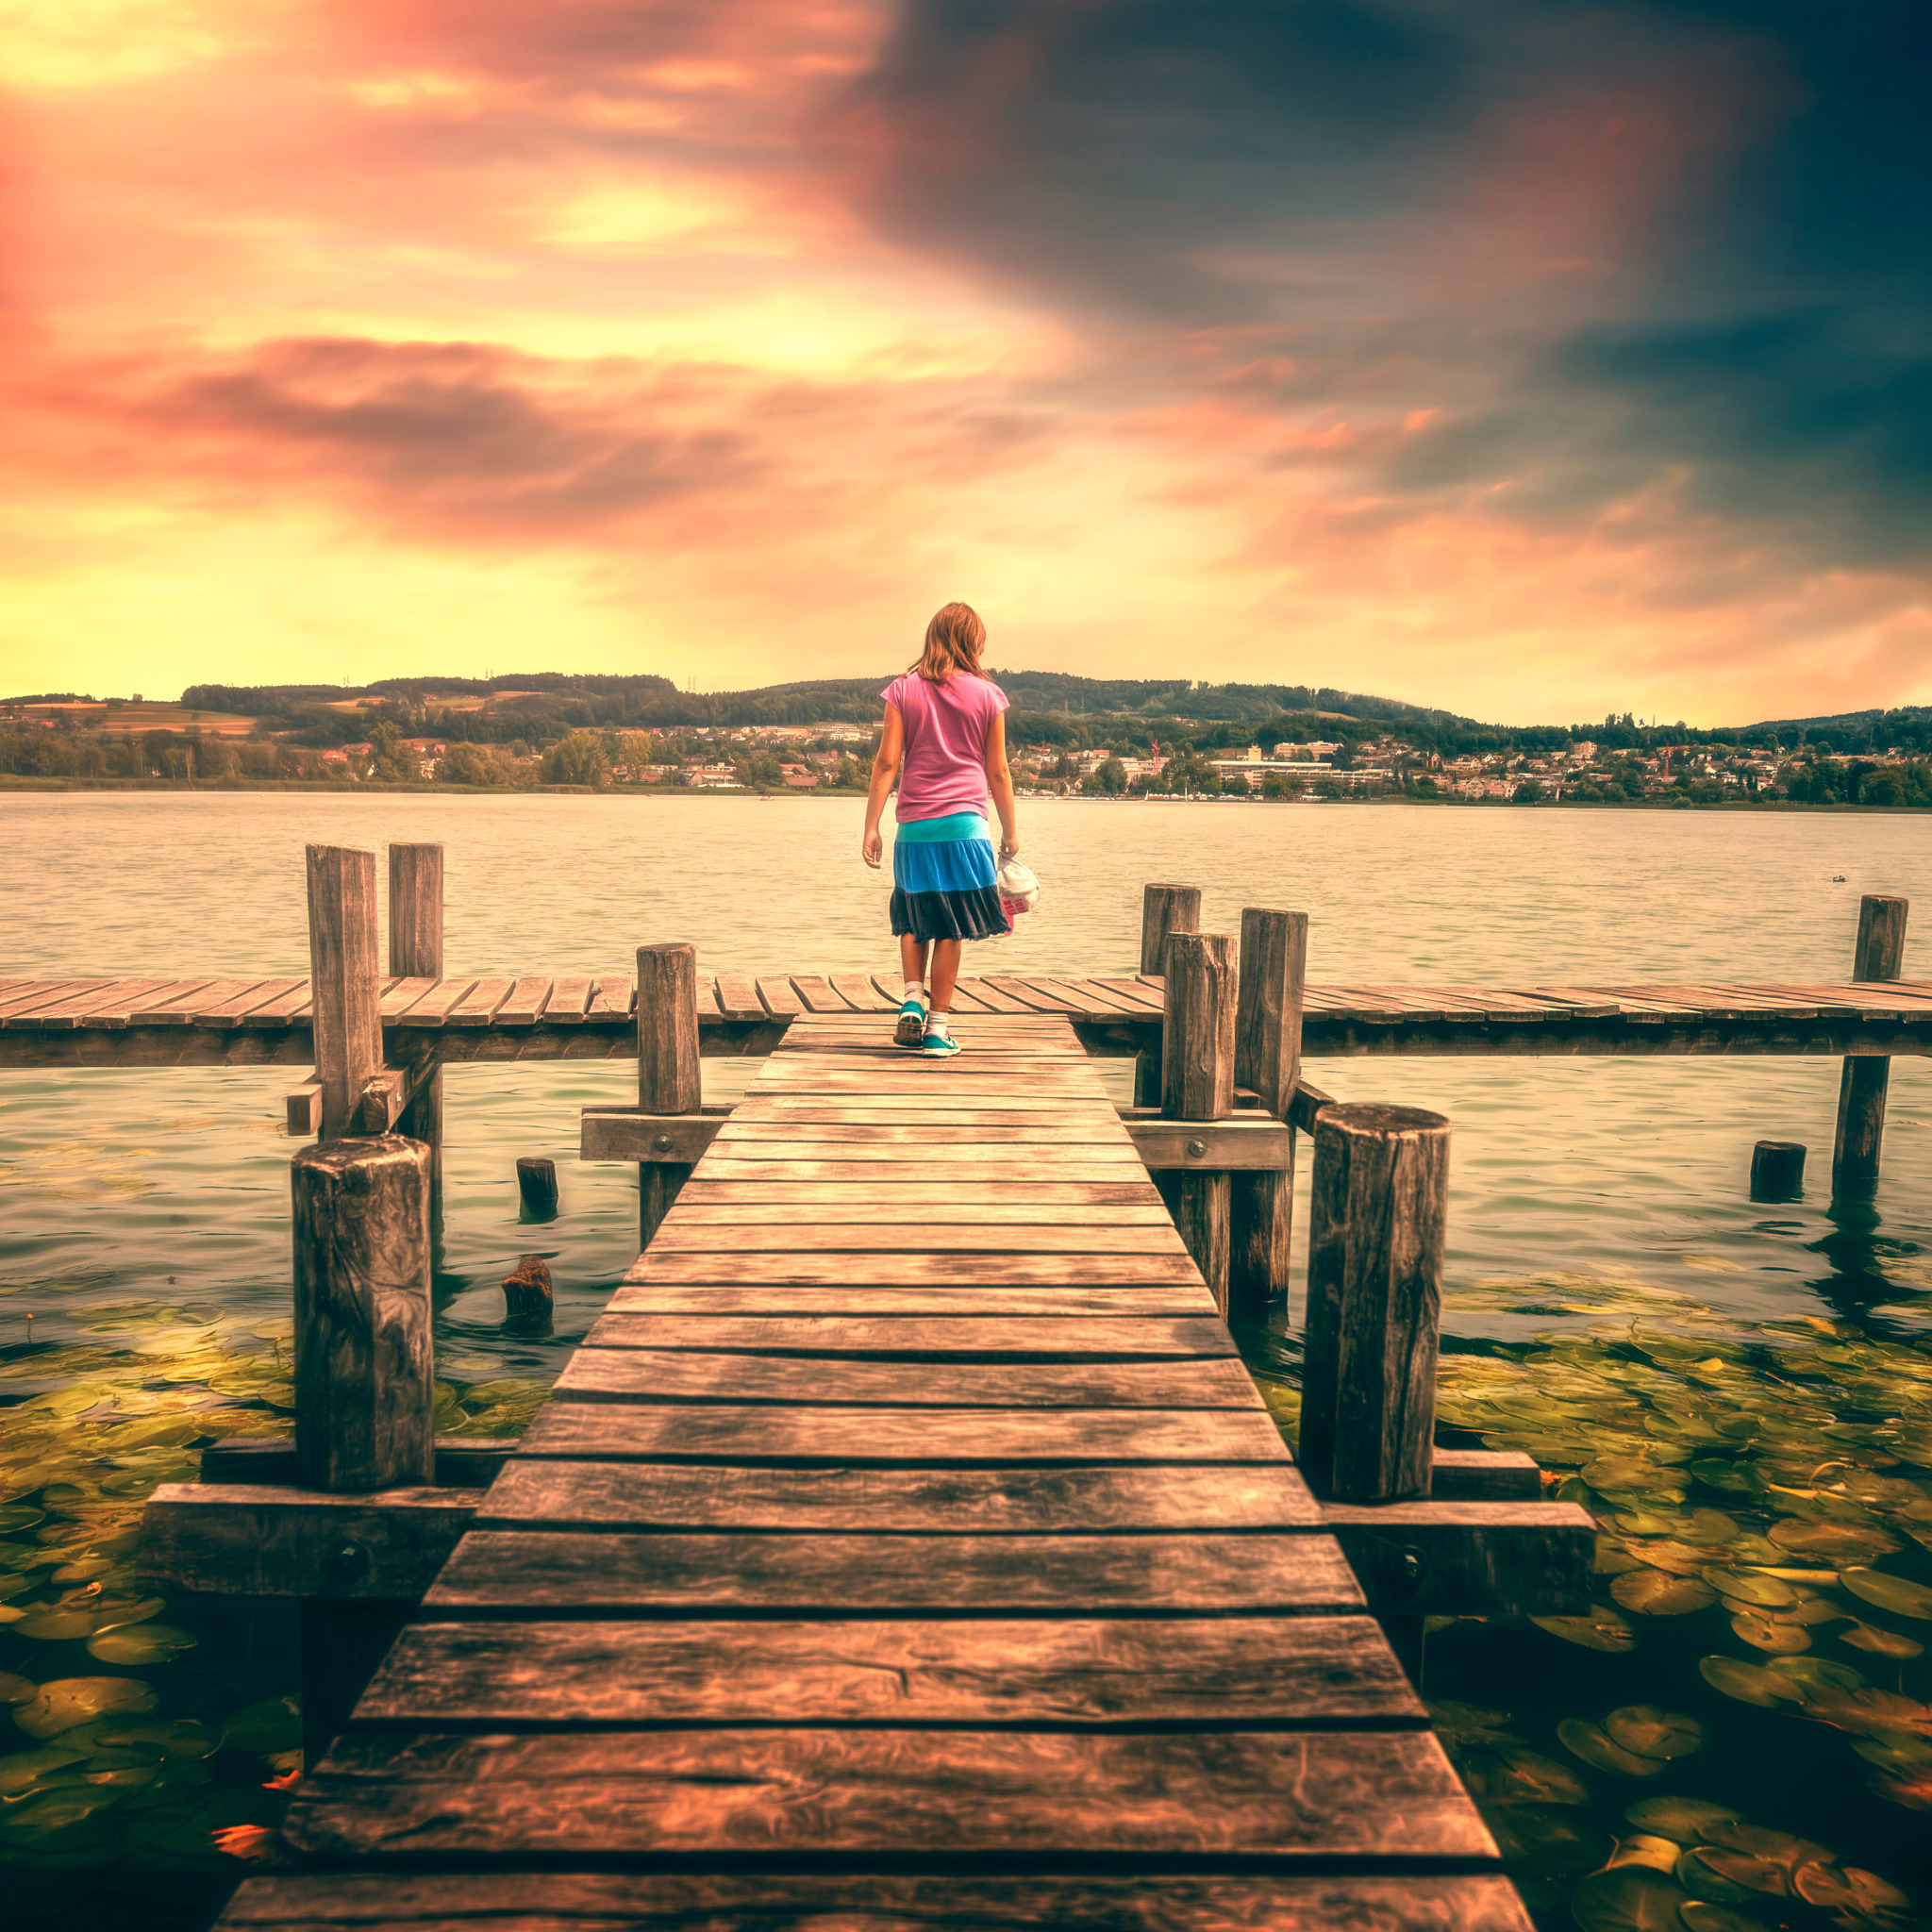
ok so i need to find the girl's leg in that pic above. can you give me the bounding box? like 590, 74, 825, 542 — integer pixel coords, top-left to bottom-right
899, 935, 931, 989
927, 939, 962, 1014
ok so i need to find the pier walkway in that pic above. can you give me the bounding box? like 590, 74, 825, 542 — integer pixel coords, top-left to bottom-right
6, 968, 1932, 1064
217, 1014, 1524, 1932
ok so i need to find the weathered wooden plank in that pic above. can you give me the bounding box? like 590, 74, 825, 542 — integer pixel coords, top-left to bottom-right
517, 1403, 1291, 1463
198, 1436, 517, 1489
494, 974, 553, 1024
376, 975, 442, 1022
0, 977, 105, 1021
285, 1728, 1481, 1861
583, 1315, 1237, 1357
397, 976, 479, 1026
135, 974, 266, 1024
1320, 1499, 1595, 1617
690, 1161, 1156, 1185
755, 1100, 1122, 1121
699, 1142, 1143, 1166
554, 1348, 1262, 1410
359, 1612, 1402, 1724
193, 976, 308, 1025
586, 974, 633, 1021
0, 976, 181, 1028
756, 975, 806, 1018
242, 978, 317, 1025
953, 976, 1039, 1014
627, 1253, 1207, 1286
713, 1124, 1130, 1148
674, 1180, 1164, 1205
546, 974, 595, 1022
1129, 1119, 1294, 1170
714, 973, 766, 1021
607, 1284, 1224, 1317
1092, 976, 1170, 1013
661, 1200, 1174, 1224
645, 1224, 1188, 1254
215, 1872, 1534, 1932
447, 976, 514, 1024
425, 1528, 1362, 1613
139, 1483, 473, 1598
581, 1110, 724, 1162
829, 973, 896, 1011
1430, 1448, 1541, 1500
789, 974, 855, 1012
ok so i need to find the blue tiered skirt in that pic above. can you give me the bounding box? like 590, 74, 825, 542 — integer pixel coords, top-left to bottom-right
890, 812, 1011, 942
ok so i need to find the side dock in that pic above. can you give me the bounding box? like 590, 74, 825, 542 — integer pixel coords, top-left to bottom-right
212, 1012, 1535, 1932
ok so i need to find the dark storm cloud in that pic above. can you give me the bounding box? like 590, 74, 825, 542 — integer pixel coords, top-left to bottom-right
825, 0, 1932, 566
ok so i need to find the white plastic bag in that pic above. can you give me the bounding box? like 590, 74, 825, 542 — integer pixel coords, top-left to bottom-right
997, 857, 1040, 920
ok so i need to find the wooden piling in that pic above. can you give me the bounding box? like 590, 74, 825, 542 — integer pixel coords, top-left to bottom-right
1750, 1140, 1806, 1201
515, 1156, 559, 1219
291, 1135, 434, 1493
1136, 884, 1201, 1106
638, 943, 702, 1247
1833, 894, 1908, 1190
388, 844, 445, 1218
306, 845, 382, 1142
1161, 931, 1236, 1309
1230, 908, 1307, 1319
1298, 1103, 1450, 1506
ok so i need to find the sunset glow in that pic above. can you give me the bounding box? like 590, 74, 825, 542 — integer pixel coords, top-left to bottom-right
3, 0, 1926, 721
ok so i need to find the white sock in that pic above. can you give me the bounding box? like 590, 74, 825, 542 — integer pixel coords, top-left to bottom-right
903, 978, 927, 1004
925, 1010, 951, 1039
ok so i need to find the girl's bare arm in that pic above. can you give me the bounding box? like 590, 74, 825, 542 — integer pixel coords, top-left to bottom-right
861, 704, 905, 867
984, 712, 1019, 858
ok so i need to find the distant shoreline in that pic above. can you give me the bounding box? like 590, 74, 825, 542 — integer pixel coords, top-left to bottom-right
0, 774, 1921, 813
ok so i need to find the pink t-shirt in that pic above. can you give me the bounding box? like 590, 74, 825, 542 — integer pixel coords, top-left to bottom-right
881, 672, 1008, 824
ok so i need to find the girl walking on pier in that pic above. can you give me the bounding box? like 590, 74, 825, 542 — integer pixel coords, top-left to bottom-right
861, 602, 1021, 1056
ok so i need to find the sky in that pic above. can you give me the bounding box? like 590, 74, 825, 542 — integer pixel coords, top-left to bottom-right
2, 0, 1928, 725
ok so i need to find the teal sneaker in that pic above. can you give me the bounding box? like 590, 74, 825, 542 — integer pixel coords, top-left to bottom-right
894, 997, 928, 1048
921, 1029, 962, 1058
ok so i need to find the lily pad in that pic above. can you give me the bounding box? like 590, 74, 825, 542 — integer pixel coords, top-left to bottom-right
1481, 1803, 1609, 1875
1840, 1620, 1925, 1657
1533, 1604, 1638, 1652
1701, 1568, 1796, 1608
1571, 1866, 1696, 1931
1729, 1611, 1811, 1654
1559, 1716, 1669, 1777
1768, 1519, 1900, 1562
222, 1694, 302, 1756
1608, 1833, 1687, 1874
1840, 1568, 1932, 1619
11, 1607, 104, 1642
1697, 1657, 1797, 1707
0, 1782, 123, 1844
14, 1675, 158, 1738
86, 1623, 196, 1666
0, 1745, 87, 1794
1790, 1863, 1910, 1915
1606, 1707, 1707, 1762
1765, 1656, 1867, 1694
1681, 1848, 1789, 1900
1702, 1820, 1835, 1868
1613, 1571, 1717, 1615
92, 1718, 218, 1760
1624, 1795, 1743, 1844
0, 1670, 37, 1706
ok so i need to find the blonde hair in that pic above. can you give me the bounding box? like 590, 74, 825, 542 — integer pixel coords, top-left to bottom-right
911, 602, 986, 681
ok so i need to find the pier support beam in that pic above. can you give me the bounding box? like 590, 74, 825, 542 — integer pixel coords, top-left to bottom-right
638, 942, 702, 1248
388, 843, 444, 1221
1135, 883, 1199, 1107
1160, 931, 1235, 1309
1230, 908, 1307, 1321
1833, 894, 1908, 1191
306, 844, 382, 1141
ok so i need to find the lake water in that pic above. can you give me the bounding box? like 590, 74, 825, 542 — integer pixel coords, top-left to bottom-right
3, 791, 1930, 1930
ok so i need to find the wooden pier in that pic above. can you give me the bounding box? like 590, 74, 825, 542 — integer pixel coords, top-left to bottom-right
195, 1009, 1545, 1932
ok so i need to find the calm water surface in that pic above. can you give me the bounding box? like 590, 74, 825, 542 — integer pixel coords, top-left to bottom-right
2, 793, 1929, 1928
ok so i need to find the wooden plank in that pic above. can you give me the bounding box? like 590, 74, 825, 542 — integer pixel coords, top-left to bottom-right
425, 1528, 1362, 1614
698, 1142, 1141, 1165
645, 1225, 1187, 1257
359, 1612, 1401, 1724
757, 975, 806, 1018
395, 976, 478, 1026
496, 975, 553, 1024
242, 978, 317, 1024
952, 976, 1039, 1013
377, 975, 441, 1022
546, 974, 594, 1022
608, 1285, 1224, 1317
1128, 1119, 1294, 1169
1025, 976, 1153, 1018
517, 1404, 1291, 1463
194, 976, 308, 1024
198, 1436, 517, 1489
554, 1349, 1262, 1409
140, 1483, 475, 1599
585, 1314, 1238, 1357
745, 1106, 1125, 1125
660, 1202, 1176, 1224
828, 973, 896, 1011
675, 1180, 1163, 1205
714, 972, 766, 1021
714, 1123, 1140, 1145
981, 975, 1077, 1013
214, 1873, 1534, 1932
0, 978, 103, 1020
789, 974, 854, 1012
477, 1463, 1320, 1535
627, 1253, 1206, 1285
447, 976, 514, 1024
1091, 976, 1170, 1013
0, 975, 180, 1029
284, 1729, 1483, 1861
691, 1161, 1151, 1184
1431, 1447, 1541, 1500
587, 974, 633, 1021
1320, 1499, 1594, 1617
581, 1111, 724, 1162
134, 974, 265, 1023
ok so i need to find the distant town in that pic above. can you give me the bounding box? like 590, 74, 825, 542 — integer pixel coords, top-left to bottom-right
2, 675, 1928, 808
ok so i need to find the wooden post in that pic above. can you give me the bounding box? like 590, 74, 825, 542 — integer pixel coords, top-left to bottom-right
306, 845, 382, 1142
1833, 894, 1908, 1191
1298, 1103, 1450, 1505
1750, 1141, 1806, 1202
291, 1135, 434, 1493
389, 844, 444, 1222
1136, 884, 1201, 1106
1161, 931, 1235, 1308
516, 1156, 559, 1219
1230, 908, 1307, 1320
638, 943, 702, 1247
